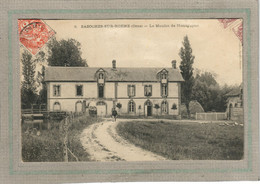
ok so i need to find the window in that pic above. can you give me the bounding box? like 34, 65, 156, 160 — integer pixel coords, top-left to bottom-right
96, 101, 106, 106
144, 85, 152, 96
161, 84, 168, 97
128, 100, 135, 113
99, 73, 104, 79
98, 85, 104, 98
53, 85, 61, 96
128, 85, 135, 97
162, 73, 167, 79
76, 85, 83, 96
53, 102, 61, 111
161, 101, 168, 114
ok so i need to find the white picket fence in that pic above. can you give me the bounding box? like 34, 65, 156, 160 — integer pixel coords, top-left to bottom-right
196, 112, 227, 121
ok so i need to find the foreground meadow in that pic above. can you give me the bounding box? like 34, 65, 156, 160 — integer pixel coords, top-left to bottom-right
116, 120, 243, 160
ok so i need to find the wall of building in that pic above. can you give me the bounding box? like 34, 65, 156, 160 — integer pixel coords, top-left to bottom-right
47, 81, 181, 116
115, 98, 179, 116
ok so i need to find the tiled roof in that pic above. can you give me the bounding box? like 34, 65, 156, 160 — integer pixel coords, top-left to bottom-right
225, 88, 242, 97
45, 67, 184, 82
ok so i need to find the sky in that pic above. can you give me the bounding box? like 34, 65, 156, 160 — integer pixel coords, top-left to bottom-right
44, 19, 243, 85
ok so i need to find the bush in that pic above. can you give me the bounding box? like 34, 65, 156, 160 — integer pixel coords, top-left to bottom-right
22, 114, 101, 162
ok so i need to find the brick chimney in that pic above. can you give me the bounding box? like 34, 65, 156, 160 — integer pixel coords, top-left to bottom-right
172, 60, 176, 69
112, 60, 116, 69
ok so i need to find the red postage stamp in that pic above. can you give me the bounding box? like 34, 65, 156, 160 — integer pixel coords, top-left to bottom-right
218, 18, 237, 29
218, 18, 243, 43
232, 22, 243, 43
18, 19, 55, 55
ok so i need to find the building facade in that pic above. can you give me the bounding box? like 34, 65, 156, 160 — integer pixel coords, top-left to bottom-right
226, 85, 243, 121
44, 60, 184, 117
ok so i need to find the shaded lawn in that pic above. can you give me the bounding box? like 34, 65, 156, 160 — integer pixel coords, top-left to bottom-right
116, 121, 243, 160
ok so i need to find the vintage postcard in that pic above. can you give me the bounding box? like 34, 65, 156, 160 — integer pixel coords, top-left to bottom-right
20, 19, 244, 162
0, 0, 258, 183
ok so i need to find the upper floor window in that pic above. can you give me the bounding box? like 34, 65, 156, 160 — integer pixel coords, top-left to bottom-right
53, 85, 61, 96
128, 85, 135, 97
76, 85, 83, 96
144, 85, 152, 96
161, 84, 168, 97
98, 85, 104, 98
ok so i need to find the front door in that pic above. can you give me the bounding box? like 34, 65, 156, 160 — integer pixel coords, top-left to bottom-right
147, 105, 152, 116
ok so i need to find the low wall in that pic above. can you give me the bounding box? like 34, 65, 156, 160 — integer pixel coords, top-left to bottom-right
230, 107, 244, 123
196, 112, 227, 121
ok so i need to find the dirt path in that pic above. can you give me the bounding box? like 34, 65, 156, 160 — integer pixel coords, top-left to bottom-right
80, 119, 166, 162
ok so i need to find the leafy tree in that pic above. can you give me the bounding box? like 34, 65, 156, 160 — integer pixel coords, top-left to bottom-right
154, 104, 160, 118
47, 38, 87, 67
116, 102, 122, 114
171, 103, 177, 110
21, 51, 37, 109
179, 35, 195, 117
191, 71, 239, 112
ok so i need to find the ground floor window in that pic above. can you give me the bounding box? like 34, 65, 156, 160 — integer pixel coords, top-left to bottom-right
128, 100, 136, 113
161, 100, 168, 114
53, 102, 61, 111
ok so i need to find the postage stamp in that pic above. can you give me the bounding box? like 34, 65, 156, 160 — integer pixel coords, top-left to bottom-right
18, 19, 56, 55
218, 19, 243, 43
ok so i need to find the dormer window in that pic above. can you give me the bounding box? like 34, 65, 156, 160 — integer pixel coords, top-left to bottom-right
98, 72, 105, 84
99, 73, 104, 79
162, 73, 167, 79
160, 69, 168, 84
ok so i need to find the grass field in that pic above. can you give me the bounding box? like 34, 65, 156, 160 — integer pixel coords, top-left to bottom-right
22, 115, 100, 162
116, 120, 243, 160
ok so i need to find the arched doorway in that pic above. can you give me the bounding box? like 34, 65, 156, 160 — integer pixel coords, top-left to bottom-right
144, 100, 153, 116
96, 101, 107, 116
75, 101, 83, 112
53, 102, 61, 111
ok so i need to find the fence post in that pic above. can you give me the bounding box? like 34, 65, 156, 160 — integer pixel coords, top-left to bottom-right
63, 117, 69, 162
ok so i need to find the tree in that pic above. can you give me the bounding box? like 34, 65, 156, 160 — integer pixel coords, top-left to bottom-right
179, 35, 195, 117
47, 38, 87, 67
154, 104, 160, 118
191, 71, 239, 112
21, 50, 37, 109
116, 102, 122, 114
